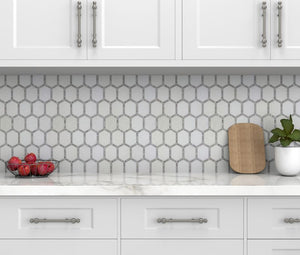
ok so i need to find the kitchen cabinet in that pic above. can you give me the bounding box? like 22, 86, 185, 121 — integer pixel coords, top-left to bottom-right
0, 0, 86, 60
88, 0, 176, 60
0, 0, 175, 60
183, 0, 300, 61
3, 195, 300, 254
248, 240, 300, 255
248, 198, 300, 254
1, 0, 300, 67
248, 198, 300, 239
183, 0, 270, 59
0, 198, 117, 238
122, 240, 243, 255
0, 240, 117, 255
121, 198, 243, 238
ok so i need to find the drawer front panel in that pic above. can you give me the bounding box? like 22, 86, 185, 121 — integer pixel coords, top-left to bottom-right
122, 240, 243, 255
248, 198, 300, 238
0, 240, 117, 255
248, 240, 300, 255
0, 198, 117, 238
121, 198, 243, 238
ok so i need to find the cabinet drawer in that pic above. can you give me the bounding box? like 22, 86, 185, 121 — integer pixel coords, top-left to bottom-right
0, 198, 117, 238
248, 240, 300, 255
248, 198, 300, 238
0, 240, 117, 255
122, 240, 243, 255
121, 198, 243, 238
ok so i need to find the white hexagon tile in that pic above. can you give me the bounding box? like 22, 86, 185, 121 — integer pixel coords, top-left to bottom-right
0, 74, 299, 173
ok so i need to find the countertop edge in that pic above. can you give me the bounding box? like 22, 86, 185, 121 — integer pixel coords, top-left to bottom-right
1, 185, 300, 196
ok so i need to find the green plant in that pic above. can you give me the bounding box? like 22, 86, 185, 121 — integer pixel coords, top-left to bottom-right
269, 115, 300, 147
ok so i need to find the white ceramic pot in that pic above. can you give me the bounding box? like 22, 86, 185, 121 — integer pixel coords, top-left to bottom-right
275, 146, 300, 176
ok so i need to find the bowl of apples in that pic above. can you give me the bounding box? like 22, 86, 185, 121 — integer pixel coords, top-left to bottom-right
6, 153, 58, 178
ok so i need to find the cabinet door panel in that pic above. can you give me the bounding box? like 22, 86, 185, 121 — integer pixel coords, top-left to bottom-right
122, 198, 243, 238
122, 240, 243, 255
0, 0, 86, 59
0, 198, 117, 238
248, 198, 300, 239
88, 0, 175, 59
0, 240, 117, 255
271, 0, 300, 59
249, 240, 300, 255
183, 0, 270, 59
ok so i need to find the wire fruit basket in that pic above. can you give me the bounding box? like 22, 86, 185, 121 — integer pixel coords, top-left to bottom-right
6, 160, 58, 178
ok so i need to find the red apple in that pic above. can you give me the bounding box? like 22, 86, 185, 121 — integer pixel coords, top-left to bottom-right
8, 157, 22, 171
30, 163, 39, 176
18, 164, 30, 176
25, 153, 37, 164
37, 163, 48, 176
46, 162, 55, 173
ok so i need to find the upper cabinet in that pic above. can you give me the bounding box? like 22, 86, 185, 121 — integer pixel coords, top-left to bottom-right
271, 0, 300, 59
0, 0, 86, 59
183, 0, 270, 60
1, 0, 300, 66
0, 0, 175, 60
183, 0, 300, 61
88, 0, 176, 59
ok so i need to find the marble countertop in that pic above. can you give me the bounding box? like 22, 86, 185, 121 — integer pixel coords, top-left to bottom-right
1, 172, 300, 196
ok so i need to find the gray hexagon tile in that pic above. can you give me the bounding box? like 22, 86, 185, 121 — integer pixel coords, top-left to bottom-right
0, 74, 299, 173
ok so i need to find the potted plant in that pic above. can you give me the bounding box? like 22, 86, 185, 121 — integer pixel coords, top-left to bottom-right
269, 115, 300, 176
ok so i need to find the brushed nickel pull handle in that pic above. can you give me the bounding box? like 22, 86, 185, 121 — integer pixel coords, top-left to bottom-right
92, 1, 97, 47
277, 1, 283, 47
261, 2, 267, 47
284, 218, 300, 224
157, 218, 208, 224
77, 1, 82, 48
30, 218, 80, 224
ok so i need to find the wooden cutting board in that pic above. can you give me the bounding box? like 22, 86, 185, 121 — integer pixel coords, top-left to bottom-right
228, 123, 266, 174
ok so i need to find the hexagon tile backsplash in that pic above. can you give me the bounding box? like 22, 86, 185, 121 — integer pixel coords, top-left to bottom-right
0, 74, 299, 174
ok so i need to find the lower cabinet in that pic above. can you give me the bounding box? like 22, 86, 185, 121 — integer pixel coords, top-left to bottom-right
248, 198, 300, 254
4, 196, 300, 255
0, 198, 118, 255
0, 198, 117, 238
121, 198, 243, 239
0, 240, 117, 255
248, 198, 300, 239
248, 240, 300, 255
122, 240, 243, 255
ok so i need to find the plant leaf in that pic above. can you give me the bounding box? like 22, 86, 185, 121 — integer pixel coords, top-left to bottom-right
271, 128, 286, 137
290, 115, 293, 122
280, 139, 292, 147
269, 134, 279, 143
288, 129, 300, 141
281, 119, 294, 135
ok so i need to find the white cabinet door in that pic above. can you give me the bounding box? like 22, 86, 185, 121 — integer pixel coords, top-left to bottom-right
88, 0, 175, 59
0, 240, 117, 255
271, 0, 300, 59
122, 198, 243, 238
0, 0, 86, 59
249, 240, 300, 255
248, 198, 300, 239
0, 198, 117, 238
183, 0, 270, 59
122, 240, 243, 255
